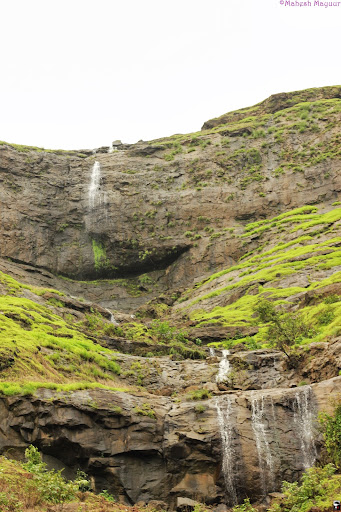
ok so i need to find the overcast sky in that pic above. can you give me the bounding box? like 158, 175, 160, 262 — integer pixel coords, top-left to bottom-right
1, 0, 340, 150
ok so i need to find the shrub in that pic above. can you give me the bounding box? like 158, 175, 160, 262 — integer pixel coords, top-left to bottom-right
233, 498, 257, 512
319, 402, 341, 467
254, 299, 313, 363
99, 489, 116, 502
0, 492, 22, 511
23, 445, 77, 503
268, 465, 337, 512
317, 308, 335, 325
324, 294, 340, 304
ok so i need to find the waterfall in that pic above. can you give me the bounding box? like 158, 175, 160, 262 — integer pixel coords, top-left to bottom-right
209, 347, 216, 357
88, 161, 102, 209
215, 397, 238, 505
105, 308, 118, 325
251, 394, 275, 496
293, 386, 317, 469
108, 143, 113, 154
216, 350, 231, 383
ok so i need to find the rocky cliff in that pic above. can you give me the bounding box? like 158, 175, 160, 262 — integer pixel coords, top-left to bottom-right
1, 85, 341, 311
1, 373, 341, 507
1, 85, 341, 509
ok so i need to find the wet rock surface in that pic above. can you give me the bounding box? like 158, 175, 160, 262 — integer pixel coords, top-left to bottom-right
1, 377, 340, 508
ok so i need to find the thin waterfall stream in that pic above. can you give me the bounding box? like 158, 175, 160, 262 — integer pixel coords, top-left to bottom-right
215, 396, 238, 505
293, 386, 317, 469
216, 349, 231, 383
88, 160, 102, 209
251, 394, 275, 496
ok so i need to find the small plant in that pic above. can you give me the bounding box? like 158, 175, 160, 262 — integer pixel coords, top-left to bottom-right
195, 404, 206, 414
75, 469, 91, 492
324, 294, 340, 304
317, 307, 335, 325
233, 498, 257, 512
133, 402, 156, 418
111, 405, 123, 415
189, 388, 212, 400
99, 489, 116, 502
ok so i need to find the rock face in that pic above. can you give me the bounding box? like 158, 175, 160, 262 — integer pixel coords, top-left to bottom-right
1, 86, 341, 509
1, 376, 340, 508
1, 86, 341, 312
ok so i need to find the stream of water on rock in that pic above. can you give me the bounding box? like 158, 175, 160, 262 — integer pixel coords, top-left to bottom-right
251, 394, 275, 497
215, 396, 238, 505
89, 161, 102, 209
105, 308, 118, 325
293, 386, 317, 469
216, 350, 231, 383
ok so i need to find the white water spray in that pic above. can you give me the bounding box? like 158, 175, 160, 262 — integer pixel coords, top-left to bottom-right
216, 350, 231, 383
251, 394, 275, 496
105, 308, 118, 325
293, 386, 317, 469
215, 396, 238, 505
209, 347, 216, 357
88, 161, 102, 209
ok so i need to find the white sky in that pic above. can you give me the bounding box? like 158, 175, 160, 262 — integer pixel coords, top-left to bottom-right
1, 0, 340, 150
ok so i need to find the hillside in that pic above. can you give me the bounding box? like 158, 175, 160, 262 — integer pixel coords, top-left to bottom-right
0, 85, 341, 510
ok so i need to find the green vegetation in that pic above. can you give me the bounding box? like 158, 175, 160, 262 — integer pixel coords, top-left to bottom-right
118, 320, 205, 360
268, 464, 340, 512
254, 299, 313, 363
133, 402, 156, 418
176, 203, 341, 351
0, 270, 126, 395
92, 239, 113, 272
188, 388, 212, 400
233, 465, 341, 512
0, 446, 152, 510
319, 400, 341, 467
0, 140, 88, 157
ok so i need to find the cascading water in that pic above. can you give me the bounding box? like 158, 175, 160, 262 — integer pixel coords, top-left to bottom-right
216, 350, 231, 383
209, 347, 216, 357
215, 396, 238, 505
88, 161, 102, 209
105, 308, 118, 325
293, 386, 317, 469
251, 394, 275, 496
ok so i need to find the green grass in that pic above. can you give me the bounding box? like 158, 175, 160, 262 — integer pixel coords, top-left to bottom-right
176, 204, 341, 350
0, 292, 122, 393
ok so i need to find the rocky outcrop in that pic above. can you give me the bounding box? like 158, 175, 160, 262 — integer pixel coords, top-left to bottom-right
1, 377, 340, 508
1, 86, 341, 510
1, 86, 341, 314
202, 86, 341, 130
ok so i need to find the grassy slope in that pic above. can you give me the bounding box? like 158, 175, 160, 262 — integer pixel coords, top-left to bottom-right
0, 267, 207, 395
0, 273, 127, 395
1, 87, 341, 389
174, 204, 341, 349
